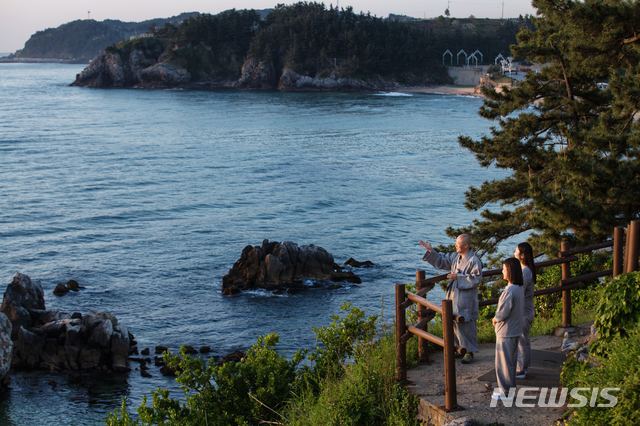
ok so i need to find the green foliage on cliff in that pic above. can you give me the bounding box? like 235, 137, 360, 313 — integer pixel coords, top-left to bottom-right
246, 3, 531, 82
105, 303, 420, 426
167, 9, 263, 81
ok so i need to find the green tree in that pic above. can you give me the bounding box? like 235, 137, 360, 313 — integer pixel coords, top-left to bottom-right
447, 0, 640, 257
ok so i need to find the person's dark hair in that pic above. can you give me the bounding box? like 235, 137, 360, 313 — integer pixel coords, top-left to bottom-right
503, 257, 523, 285
517, 242, 536, 284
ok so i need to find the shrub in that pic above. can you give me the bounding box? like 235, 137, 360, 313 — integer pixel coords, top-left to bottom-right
561, 322, 640, 425
591, 271, 640, 357
106, 334, 306, 426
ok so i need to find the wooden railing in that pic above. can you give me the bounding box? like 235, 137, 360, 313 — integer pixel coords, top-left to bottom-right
395, 221, 640, 410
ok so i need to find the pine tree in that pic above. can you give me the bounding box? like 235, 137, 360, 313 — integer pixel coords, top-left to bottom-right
448, 0, 640, 258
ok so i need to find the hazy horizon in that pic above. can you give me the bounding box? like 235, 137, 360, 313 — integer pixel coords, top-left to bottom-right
1, 0, 536, 53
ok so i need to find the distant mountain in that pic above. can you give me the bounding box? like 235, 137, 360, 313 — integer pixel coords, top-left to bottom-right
11, 12, 274, 62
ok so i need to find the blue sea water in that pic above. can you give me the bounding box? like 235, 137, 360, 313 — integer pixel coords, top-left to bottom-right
0, 63, 506, 425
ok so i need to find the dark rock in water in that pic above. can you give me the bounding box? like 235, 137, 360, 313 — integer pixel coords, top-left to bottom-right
183, 345, 198, 355
344, 258, 375, 268
1, 273, 45, 339
141, 348, 150, 355
66, 280, 84, 291
199, 346, 211, 354
0, 273, 136, 378
222, 240, 361, 294
53, 283, 69, 295
141, 369, 152, 377
330, 272, 362, 283
160, 365, 177, 377
155, 345, 169, 354
154, 356, 165, 367
327, 284, 342, 290
218, 350, 246, 366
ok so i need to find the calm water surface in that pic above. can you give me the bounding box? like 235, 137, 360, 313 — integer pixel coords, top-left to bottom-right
0, 63, 505, 425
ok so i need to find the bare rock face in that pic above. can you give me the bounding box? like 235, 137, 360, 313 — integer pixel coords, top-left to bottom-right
238, 59, 277, 89
140, 63, 191, 87
277, 67, 402, 92
0, 313, 12, 385
222, 240, 361, 294
70, 52, 129, 87
71, 44, 169, 88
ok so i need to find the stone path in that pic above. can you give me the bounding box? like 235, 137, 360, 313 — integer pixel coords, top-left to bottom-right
406, 322, 593, 426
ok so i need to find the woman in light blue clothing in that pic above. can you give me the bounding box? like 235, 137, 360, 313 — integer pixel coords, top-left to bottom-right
492, 258, 524, 401
515, 242, 536, 379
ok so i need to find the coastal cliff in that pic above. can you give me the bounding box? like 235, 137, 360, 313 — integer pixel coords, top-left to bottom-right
70, 38, 191, 88
72, 52, 435, 91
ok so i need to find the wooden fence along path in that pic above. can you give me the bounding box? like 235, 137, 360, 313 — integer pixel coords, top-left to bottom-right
395, 222, 640, 411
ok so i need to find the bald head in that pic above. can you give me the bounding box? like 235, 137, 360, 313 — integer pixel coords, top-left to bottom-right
455, 234, 471, 257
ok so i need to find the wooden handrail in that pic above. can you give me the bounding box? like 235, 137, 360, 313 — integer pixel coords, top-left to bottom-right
405, 292, 466, 323
479, 280, 586, 307
560, 269, 613, 286
405, 325, 467, 355
558, 240, 615, 257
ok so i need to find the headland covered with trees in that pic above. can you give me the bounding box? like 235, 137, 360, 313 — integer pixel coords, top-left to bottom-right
7, 2, 533, 90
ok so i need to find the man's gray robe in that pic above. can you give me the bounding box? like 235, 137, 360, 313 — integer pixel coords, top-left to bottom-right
423, 248, 482, 352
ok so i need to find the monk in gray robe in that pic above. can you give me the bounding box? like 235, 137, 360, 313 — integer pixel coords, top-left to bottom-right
419, 234, 482, 363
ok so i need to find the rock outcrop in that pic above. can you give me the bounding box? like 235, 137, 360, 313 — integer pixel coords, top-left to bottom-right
277, 67, 402, 92
141, 63, 191, 87
222, 240, 361, 294
0, 313, 12, 386
70, 44, 189, 88
0, 273, 135, 377
237, 59, 277, 89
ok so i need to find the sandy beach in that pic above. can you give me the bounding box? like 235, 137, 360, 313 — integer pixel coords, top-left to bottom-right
406, 85, 483, 98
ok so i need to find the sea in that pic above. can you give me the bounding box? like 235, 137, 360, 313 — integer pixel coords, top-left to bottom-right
0, 63, 508, 425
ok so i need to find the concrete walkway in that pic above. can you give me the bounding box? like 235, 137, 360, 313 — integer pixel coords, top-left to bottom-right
406, 322, 593, 426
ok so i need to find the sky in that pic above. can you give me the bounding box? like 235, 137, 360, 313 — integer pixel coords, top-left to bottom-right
0, 0, 537, 53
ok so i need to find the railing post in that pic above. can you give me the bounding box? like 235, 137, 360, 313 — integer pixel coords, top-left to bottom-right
442, 299, 458, 410
561, 241, 572, 327
614, 226, 625, 277
416, 270, 430, 362
626, 221, 640, 273
625, 225, 632, 273
395, 284, 407, 381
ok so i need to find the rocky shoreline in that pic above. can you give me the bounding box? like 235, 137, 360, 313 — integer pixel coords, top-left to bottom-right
0, 240, 373, 385
69, 46, 435, 91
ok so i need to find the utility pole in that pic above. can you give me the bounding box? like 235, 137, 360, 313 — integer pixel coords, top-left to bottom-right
501, 1, 504, 19
88, 11, 90, 19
